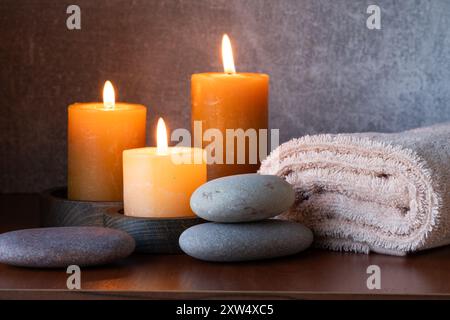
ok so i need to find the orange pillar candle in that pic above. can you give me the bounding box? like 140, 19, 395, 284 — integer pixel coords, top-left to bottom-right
123, 118, 207, 218
68, 81, 146, 201
191, 34, 269, 180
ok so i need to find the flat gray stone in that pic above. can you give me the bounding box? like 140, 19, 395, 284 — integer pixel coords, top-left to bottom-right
179, 220, 313, 262
0, 227, 135, 268
190, 174, 295, 223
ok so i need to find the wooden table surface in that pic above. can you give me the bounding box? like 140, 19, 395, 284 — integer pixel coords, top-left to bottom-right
1, 194, 450, 300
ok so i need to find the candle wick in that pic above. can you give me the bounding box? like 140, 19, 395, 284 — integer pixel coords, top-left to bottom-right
104, 102, 114, 109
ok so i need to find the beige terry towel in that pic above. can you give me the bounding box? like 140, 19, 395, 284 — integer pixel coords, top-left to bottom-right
259, 123, 450, 255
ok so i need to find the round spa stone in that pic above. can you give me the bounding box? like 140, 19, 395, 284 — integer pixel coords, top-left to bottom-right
179, 220, 313, 262
0, 227, 135, 268
190, 174, 295, 223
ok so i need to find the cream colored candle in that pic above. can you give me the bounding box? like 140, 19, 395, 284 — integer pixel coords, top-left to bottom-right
123, 118, 206, 218
68, 81, 146, 201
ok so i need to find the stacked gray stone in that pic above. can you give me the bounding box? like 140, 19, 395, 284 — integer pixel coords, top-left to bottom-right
180, 174, 313, 262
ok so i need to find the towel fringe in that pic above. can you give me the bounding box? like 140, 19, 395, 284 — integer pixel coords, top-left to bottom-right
260, 131, 445, 255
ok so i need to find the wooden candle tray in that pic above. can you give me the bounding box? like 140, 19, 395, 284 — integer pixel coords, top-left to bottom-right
40, 187, 204, 254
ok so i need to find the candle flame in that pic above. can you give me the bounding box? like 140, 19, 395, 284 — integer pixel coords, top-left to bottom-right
156, 117, 169, 155
222, 34, 236, 74
103, 80, 115, 109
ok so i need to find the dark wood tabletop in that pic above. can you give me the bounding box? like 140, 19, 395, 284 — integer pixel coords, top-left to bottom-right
1, 194, 450, 300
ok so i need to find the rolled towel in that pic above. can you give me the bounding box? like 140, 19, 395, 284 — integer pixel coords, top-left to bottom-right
259, 123, 450, 255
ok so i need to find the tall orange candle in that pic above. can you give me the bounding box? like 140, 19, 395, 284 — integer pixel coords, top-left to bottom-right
68, 81, 146, 201
123, 118, 206, 218
192, 34, 269, 180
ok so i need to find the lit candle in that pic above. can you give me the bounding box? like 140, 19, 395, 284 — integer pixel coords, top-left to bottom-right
68, 81, 146, 201
123, 118, 206, 218
191, 34, 269, 180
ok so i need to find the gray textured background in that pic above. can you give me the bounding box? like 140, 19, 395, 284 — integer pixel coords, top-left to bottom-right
1, 0, 450, 193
